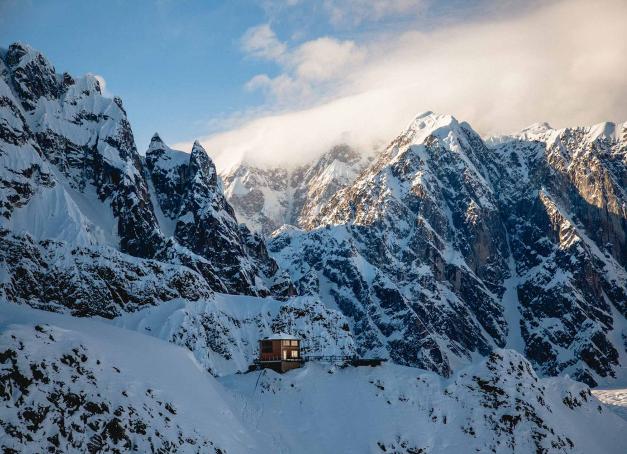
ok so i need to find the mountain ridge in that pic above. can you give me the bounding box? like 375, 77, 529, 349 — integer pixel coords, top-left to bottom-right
270, 110, 627, 386
0, 41, 626, 453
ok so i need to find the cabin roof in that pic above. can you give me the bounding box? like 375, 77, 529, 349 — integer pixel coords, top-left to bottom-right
262, 332, 299, 340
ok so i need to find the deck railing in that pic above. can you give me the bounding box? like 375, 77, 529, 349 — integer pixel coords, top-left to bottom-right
256, 356, 302, 362
255, 355, 387, 365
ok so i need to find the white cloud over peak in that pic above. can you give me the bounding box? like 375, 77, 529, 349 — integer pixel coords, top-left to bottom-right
184, 0, 627, 170
293, 37, 364, 82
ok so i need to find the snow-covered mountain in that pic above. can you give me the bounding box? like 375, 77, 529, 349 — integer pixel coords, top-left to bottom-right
221, 144, 371, 236
144, 134, 294, 297
0, 41, 350, 370
0, 303, 268, 453
0, 42, 292, 315
1, 42, 626, 452
270, 112, 627, 386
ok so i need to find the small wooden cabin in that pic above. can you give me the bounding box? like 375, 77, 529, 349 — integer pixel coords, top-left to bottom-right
258, 334, 302, 373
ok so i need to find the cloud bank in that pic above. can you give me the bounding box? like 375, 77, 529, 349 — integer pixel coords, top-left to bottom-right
178, 0, 627, 170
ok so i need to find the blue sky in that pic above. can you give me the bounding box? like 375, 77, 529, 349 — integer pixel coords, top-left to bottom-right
0, 0, 526, 152
1, 0, 626, 166
0, 0, 277, 151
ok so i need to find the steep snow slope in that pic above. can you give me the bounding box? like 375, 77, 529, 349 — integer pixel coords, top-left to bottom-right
3, 303, 625, 453
113, 293, 355, 376
0, 302, 268, 453
270, 112, 627, 386
222, 144, 371, 236
220, 350, 627, 454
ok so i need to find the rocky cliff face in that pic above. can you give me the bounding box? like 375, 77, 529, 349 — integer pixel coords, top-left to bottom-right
221, 144, 370, 236
484, 122, 627, 385
0, 42, 293, 315
144, 135, 295, 297
270, 112, 627, 386
2, 43, 161, 257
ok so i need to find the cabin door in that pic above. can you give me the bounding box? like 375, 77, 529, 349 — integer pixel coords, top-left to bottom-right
283, 350, 287, 360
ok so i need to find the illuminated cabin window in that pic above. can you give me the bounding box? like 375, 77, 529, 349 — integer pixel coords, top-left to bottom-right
290, 350, 298, 358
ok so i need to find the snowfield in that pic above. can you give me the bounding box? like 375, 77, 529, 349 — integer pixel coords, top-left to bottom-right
220, 359, 627, 454
2, 302, 626, 453
0, 302, 268, 453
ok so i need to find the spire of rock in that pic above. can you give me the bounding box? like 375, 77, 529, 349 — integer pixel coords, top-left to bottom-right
148, 132, 166, 152
189, 140, 217, 185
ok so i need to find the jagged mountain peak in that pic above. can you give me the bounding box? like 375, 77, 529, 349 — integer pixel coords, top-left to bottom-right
272, 110, 626, 386
0, 43, 295, 310
192, 138, 203, 148
310, 111, 495, 226
141, 134, 294, 298
189, 139, 216, 179
146, 134, 188, 161
381, 111, 489, 174
4, 42, 61, 111
489, 119, 627, 148
5, 42, 52, 67
5, 42, 102, 100
311, 143, 364, 167
150, 131, 164, 145
407, 110, 456, 127
221, 142, 372, 236
520, 121, 554, 134
400, 111, 465, 142
580, 120, 627, 144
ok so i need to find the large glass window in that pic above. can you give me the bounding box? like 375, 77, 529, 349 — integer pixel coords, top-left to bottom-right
291, 350, 299, 358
